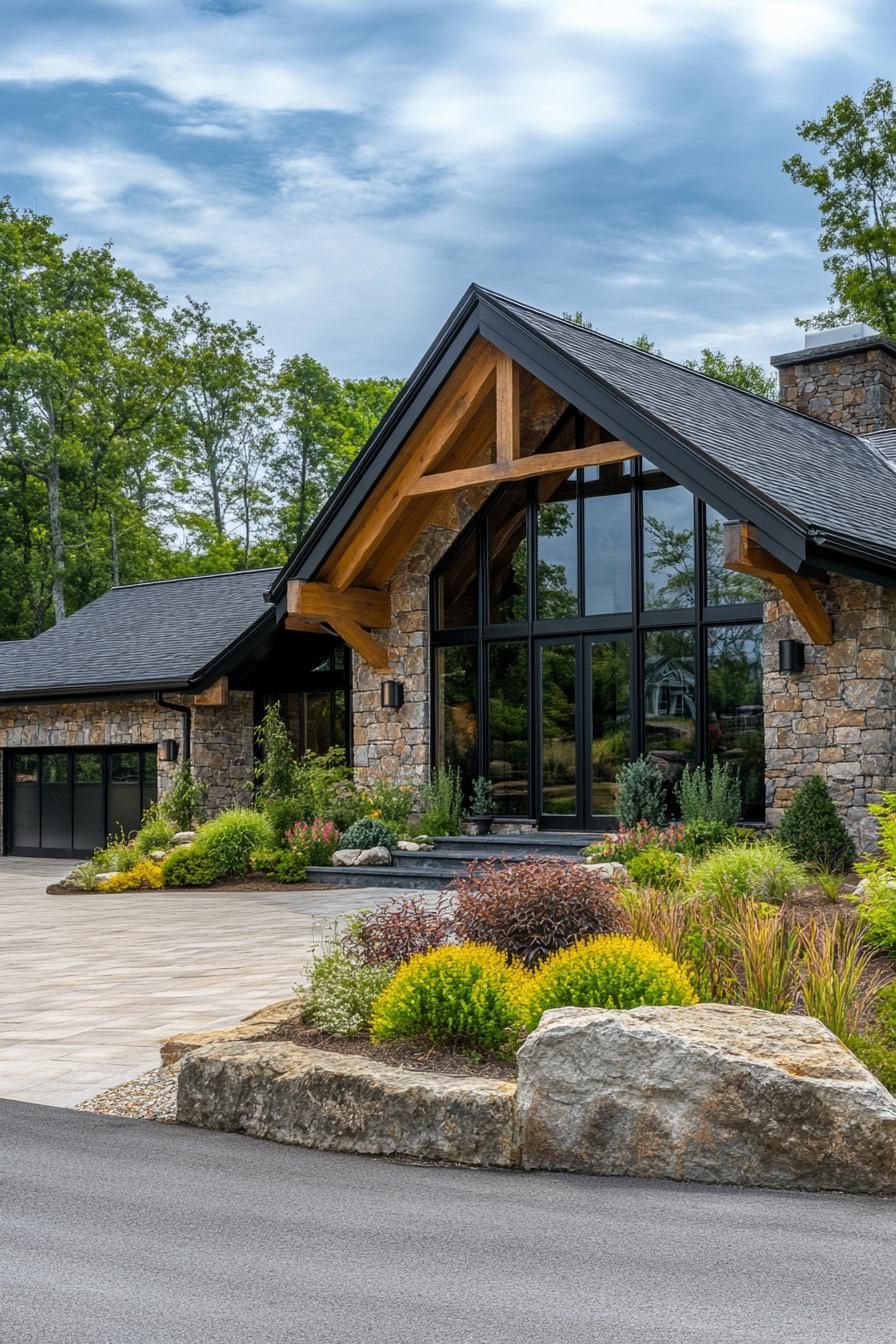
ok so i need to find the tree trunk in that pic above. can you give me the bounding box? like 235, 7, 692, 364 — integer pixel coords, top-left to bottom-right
46, 456, 66, 624
109, 510, 120, 587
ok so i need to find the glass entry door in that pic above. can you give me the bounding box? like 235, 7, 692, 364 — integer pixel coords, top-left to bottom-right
537, 635, 631, 829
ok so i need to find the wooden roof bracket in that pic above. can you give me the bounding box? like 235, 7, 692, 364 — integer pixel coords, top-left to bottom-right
286, 578, 392, 672
193, 675, 229, 707
723, 521, 833, 644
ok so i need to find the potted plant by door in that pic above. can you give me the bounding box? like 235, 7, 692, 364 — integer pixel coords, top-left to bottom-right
464, 777, 496, 836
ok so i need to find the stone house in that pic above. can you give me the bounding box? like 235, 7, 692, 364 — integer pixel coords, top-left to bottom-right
3, 288, 896, 855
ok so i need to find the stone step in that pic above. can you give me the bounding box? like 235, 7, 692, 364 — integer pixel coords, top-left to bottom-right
306, 864, 459, 891
391, 846, 588, 873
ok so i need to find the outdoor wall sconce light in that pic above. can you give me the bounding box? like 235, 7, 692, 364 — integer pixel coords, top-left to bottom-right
158, 737, 180, 763
380, 679, 404, 710
778, 639, 805, 675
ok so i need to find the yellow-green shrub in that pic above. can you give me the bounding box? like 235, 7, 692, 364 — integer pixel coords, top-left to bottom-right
525, 934, 696, 1029
370, 944, 529, 1057
97, 859, 164, 892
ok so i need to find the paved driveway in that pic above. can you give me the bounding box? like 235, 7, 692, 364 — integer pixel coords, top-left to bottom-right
0, 857, 383, 1107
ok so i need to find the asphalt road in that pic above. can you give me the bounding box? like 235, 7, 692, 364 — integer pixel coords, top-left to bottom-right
1, 1100, 894, 1344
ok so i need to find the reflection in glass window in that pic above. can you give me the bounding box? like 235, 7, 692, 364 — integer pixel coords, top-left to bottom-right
436, 645, 478, 797
436, 530, 478, 628
583, 466, 632, 614
642, 476, 695, 609
304, 692, 333, 755
42, 753, 69, 784
643, 629, 696, 772
591, 640, 631, 817
705, 506, 764, 606
75, 753, 103, 785
13, 753, 39, 784
707, 624, 764, 818
540, 641, 577, 815
488, 642, 529, 815
537, 473, 578, 618
488, 485, 528, 624
110, 751, 140, 783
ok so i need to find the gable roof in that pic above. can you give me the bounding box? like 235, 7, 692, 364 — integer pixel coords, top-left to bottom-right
0, 568, 279, 702
269, 284, 896, 600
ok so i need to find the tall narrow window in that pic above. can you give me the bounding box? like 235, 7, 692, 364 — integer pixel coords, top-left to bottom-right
583, 462, 632, 614
705, 506, 764, 606
591, 639, 631, 817
487, 485, 528, 624
707, 624, 764, 818
488, 642, 529, 815
435, 645, 478, 797
642, 470, 695, 610
436, 529, 478, 628
539, 641, 577, 816
643, 628, 696, 768
537, 473, 578, 618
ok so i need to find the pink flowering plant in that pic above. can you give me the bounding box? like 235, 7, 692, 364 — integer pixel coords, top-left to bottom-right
583, 822, 687, 865
286, 817, 341, 867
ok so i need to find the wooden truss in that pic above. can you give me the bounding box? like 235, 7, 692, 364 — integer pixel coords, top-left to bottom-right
723, 521, 832, 644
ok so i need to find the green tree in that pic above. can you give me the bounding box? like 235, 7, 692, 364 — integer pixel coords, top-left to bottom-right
783, 77, 896, 336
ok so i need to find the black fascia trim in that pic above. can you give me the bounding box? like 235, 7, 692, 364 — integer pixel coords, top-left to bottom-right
476, 301, 809, 574
805, 543, 896, 590
0, 682, 193, 706
267, 291, 484, 600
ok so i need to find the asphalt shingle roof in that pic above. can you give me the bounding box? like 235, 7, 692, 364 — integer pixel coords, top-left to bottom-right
483, 290, 896, 563
0, 568, 279, 700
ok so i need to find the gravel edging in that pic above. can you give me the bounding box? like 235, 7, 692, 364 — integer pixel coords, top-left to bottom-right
75, 1063, 182, 1122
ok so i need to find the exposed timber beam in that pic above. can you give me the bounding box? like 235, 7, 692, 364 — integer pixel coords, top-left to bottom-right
495, 352, 520, 464
327, 616, 391, 673
723, 521, 833, 645
287, 579, 390, 629
192, 676, 229, 707
407, 440, 639, 497
284, 615, 331, 635
323, 339, 498, 591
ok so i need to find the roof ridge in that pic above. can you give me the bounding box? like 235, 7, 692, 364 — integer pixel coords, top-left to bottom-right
110, 566, 281, 593
476, 285, 864, 445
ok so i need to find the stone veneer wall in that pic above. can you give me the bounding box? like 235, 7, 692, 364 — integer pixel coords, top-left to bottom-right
0, 691, 255, 841
763, 576, 896, 848
776, 343, 896, 434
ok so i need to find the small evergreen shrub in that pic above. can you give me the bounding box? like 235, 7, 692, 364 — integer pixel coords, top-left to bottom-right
452, 857, 626, 967
161, 845, 219, 888
286, 817, 341, 866
690, 840, 809, 907
616, 757, 667, 828
305, 924, 395, 1036
778, 775, 856, 874
465, 776, 495, 818
339, 817, 397, 852
159, 760, 205, 832
250, 848, 308, 883
371, 944, 529, 1056
525, 935, 696, 1029
97, 859, 165, 892
626, 846, 688, 891
344, 893, 454, 966
418, 765, 463, 835
198, 808, 276, 876
676, 760, 742, 826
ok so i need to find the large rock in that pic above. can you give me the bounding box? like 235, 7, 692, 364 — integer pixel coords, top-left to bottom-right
516, 1004, 896, 1195
332, 845, 392, 867
160, 997, 303, 1065
178, 1041, 517, 1167
170, 831, 197, 847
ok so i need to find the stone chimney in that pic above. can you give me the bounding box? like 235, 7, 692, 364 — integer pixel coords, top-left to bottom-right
771, 324, 896, 434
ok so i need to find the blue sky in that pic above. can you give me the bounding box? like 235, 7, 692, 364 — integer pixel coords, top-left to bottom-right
2, 0, 895, 378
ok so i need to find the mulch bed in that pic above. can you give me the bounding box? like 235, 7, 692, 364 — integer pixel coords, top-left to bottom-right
46, 877, 342, 895
271, 1019, 516, 1080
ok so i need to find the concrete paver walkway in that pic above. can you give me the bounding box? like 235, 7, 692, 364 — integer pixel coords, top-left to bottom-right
0, 858, 387, 1107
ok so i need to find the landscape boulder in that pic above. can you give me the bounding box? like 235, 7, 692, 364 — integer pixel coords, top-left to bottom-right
585, 861, 628, 882
332, 845, 392, 867
177, 1041, 517, 1166
160, 997, 303, 1065
516, 1003, 896, 1195
170, 831, 197, 847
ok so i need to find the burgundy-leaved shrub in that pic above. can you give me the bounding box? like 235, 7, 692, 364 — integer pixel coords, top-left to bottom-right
345, 892, 454, 966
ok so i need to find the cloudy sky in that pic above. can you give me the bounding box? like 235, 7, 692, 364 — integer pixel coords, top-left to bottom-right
2, 0, 894, 378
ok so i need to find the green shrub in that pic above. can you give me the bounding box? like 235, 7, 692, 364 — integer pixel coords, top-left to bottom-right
339, 817, 397, 851
851, 873, 896, 950
690, 839, 809, 907
94, 829, 139, 873
847, 982, 896, 1095
159, 760, 205, 832
254, 700, 300, 802
418, 765, 463, 835
626, 845, 688, 891
161, 845, 219, 888
678, 819, 741, 860
198, 808, 276, 876
133, 813, 176, 856
296, 748, 364, 829
616, 757, 667, 828
371, 944, 529, 1056
465, 776, 495, 818
676, 760, 742, 826
583, 823, 686, 865
250, 848, 308, 883
778, 775, 856, 874
305, 923, 395, 1036
265, 796, 310, 846
362, 779, 414, 828
525, 935, 696, 1029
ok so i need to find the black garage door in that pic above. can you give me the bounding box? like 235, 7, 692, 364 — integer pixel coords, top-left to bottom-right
5, 748, 158, 858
